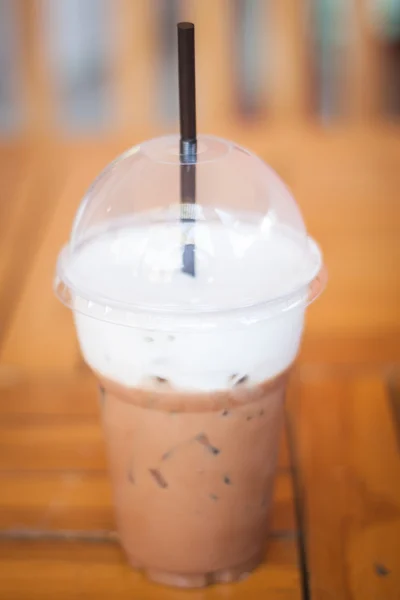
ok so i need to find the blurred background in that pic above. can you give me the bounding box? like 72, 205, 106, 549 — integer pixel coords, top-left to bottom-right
1, 0, 400, 133
0, 0, 399, 372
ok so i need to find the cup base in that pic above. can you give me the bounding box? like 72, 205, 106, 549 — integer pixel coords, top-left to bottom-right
127, 550, 263, 588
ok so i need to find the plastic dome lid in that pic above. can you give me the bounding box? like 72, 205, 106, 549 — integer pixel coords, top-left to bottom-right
55, 135, 325, 325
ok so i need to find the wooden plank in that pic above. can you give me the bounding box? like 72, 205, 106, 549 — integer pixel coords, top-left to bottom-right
299, 333, 400, 367
0, 146, 117, 372
0, 147, 64, 348
179, 0, 236, 131
0, 537, 301, 600
0, 146, 29, 242
261, 0, 310, 122
0, 420, 106, 471
0, 146, 31, 333
0, 371, 96, 417
283, 129, 400, 344
289, 371, 400, 600
0, 470, 295, 535
0, 472, 113, 531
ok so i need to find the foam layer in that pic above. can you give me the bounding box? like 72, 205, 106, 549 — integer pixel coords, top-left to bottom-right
69, 221, 320, 391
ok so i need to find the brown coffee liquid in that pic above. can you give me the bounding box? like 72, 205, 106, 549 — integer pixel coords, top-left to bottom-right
98, 370, 289, 588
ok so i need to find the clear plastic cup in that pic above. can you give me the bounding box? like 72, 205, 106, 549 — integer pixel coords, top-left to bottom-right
55, 135, 325, 588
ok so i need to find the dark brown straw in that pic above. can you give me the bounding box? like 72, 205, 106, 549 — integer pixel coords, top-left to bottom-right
177, 22, 197, 277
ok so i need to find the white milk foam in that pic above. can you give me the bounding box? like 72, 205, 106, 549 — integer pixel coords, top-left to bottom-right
70, 221, 319, 391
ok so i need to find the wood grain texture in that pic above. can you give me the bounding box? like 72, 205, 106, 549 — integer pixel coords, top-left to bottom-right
0, 538, 301, 600
0, 145, 122, 372
0, 470, 294, 534
289, 371, 400, 600
0, 146, 60, 347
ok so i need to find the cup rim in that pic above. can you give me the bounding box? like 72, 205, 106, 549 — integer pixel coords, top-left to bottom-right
54, 237, 326, 329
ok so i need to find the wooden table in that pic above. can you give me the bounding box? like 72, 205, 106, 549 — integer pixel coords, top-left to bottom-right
0, 126, 399, 599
